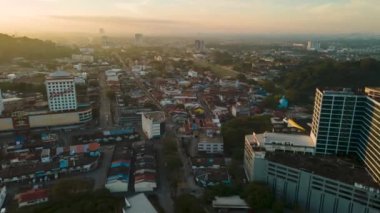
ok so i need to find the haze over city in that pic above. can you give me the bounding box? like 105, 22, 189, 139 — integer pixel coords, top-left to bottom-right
1, 0, 380, 213
1, 0, 380, 35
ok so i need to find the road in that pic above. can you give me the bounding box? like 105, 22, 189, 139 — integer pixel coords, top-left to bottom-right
115, 53, 204, 210
98, 72, 112, 129
84, 145, 115, 189
114, 53, 162, 110
170, 121, 203, 197
115, 53, 176, 212
155, 142, 174, 213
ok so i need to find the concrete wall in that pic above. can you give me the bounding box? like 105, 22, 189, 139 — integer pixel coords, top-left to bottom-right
251, 159, 380, 213
29, 112, 79, 128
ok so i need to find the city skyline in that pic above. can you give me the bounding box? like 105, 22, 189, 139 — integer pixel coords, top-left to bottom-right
1, 0, 380, 35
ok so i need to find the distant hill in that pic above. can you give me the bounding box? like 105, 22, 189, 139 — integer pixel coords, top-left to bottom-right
0, 33, 76, 63
279, 58, 380, 104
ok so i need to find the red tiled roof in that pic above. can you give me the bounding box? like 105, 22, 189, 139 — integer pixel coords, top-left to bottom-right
18, 189, 48, 203
135, 173, 156, 182
88, 143, 100, 151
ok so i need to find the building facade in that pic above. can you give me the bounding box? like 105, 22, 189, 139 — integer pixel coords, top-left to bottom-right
243, 132, 316, 182
310, 88, 380, 182
0, 107, 92, 132
198, 141, 224, 154
248, 153, 380, 213
141, 111, 165, 139
46, 71, 77, 112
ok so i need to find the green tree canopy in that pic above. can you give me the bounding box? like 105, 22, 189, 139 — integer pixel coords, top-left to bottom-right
0, 33, 76, 63
242, 182, 274, 210
279, 58, 380, 104
174, 194, 206, 213
221, 115, 272, 159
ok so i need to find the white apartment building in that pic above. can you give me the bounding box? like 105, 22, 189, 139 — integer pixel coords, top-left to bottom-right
197, 133, 224, 154
142, 111, 165, 139
45, 71, 77, 112
244, 132, 315, 181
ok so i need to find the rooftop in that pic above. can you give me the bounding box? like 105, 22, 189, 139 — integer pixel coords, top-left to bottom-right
124, 193, 157, 213
16, 188, 48, 203
266, 152, 379, 188
143, 111, 165, 122
212, 196, 249, 209
191, 157, 225, 168
46, 70, 73, 80
317, 87, 364, 96
198, 133, 223, 144
257, 132, 315, 148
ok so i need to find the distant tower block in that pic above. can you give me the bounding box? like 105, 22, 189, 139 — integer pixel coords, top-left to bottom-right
194, 40, 205, 52
135, 33, 143, 44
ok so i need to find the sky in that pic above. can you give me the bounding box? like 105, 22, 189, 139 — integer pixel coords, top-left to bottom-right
0, 0, 379, 36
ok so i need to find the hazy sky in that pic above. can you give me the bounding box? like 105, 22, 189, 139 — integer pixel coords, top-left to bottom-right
0, 0, 379, 35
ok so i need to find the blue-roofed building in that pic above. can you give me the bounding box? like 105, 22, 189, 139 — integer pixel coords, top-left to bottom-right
105, 167, 130, 193
278, 96, 289, 109
105, 144, 132, 193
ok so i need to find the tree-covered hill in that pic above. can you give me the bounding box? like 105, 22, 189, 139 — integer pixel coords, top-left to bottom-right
0, 33, 76, 63
279, 58, 380, 104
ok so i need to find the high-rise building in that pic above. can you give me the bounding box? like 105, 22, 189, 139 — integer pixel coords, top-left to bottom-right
135, 33, 143, 44
311, 87, 380, 182
310, 88, 366, 155
141, 111, 165, 139
194, 40, 205, 52
307, 41, 321, 51
45, 71, 77, 112
242, 87, 380, 212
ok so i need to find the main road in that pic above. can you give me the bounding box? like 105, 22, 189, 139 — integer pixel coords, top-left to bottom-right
115, 53, 174, 213
98, 72, 112, 129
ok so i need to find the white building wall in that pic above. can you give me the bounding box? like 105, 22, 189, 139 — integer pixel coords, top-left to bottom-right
46, 78, 77, 112
142, 114, 162, 139
135, 182, 157, 192
197, 142, 224, 153
105, 181, 129, 193
142, 114, 153, 139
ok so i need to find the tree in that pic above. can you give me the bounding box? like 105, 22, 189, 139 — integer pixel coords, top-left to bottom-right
162, 135, 183, 193
221, 116, 272, 159
106, 90, 115, 100
174, 194, 206, 213
89, 80, 99, 87
212, 51, 234, 65
0, 33, 76, 63
15, 188, 122, 213
272, 200, 285, 213
242, 182, 274, 210
51, 178, 93, 201
236, 73, 247, 82
278, 58, 380, 104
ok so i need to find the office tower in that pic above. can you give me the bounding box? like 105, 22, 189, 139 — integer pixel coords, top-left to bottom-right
45, 71, 77, 112
135, 33, 143, 44
310, 88, 365, 154
311, 87, 380, 182
307, 41, 321, 51
194, 40, 205, 52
